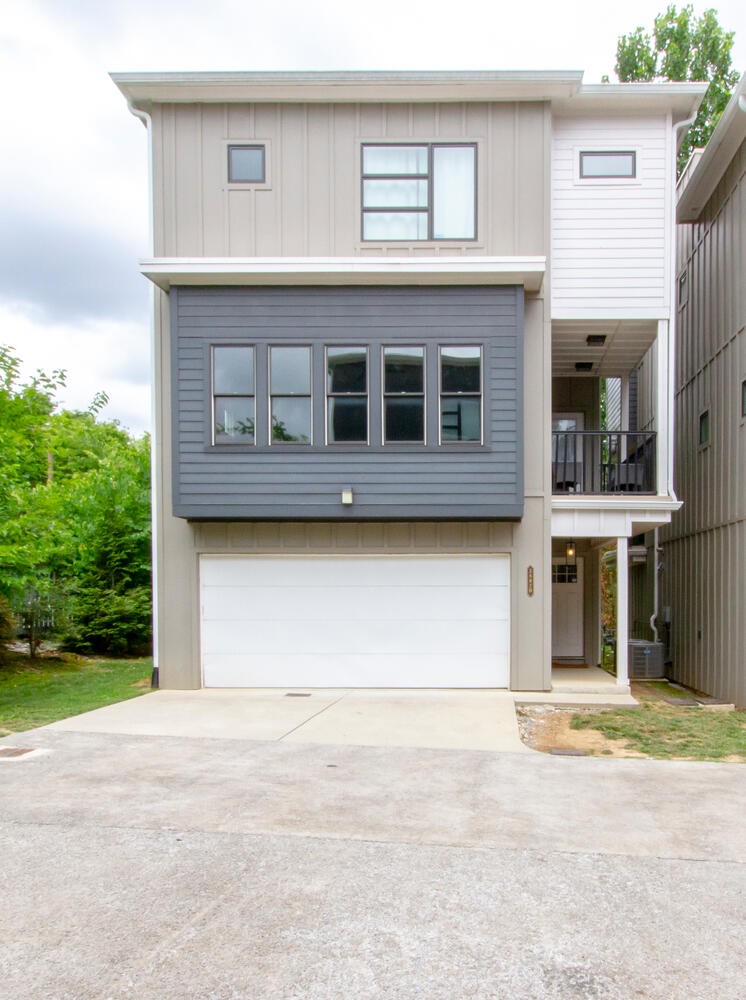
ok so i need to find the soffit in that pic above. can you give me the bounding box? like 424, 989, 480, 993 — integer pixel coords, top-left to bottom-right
139, 256, 546, 292
552, 319, 658, 376
677, 73, 746, 222
112, 70, 583, 107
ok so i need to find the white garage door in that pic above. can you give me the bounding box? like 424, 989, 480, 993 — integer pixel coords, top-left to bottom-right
200, 555, 510, 688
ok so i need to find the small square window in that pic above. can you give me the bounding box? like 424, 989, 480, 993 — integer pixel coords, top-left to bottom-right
228, 145, 265, 183
699, 409, 710, 447
579, 151, 636, 179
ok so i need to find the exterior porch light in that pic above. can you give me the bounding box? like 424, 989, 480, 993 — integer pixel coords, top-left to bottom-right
566, 539, 576, 563
341, 488, 354, 505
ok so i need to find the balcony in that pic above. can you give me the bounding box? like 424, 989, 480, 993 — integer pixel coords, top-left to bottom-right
552, 430, 657, 495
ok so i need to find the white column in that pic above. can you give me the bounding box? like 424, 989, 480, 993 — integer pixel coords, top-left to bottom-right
616, 536, 629, 688
655, 318, 670, 497
620, 375, 630, 431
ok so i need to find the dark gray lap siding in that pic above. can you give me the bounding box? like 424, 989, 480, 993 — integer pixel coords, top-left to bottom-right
171, 286, 524, 519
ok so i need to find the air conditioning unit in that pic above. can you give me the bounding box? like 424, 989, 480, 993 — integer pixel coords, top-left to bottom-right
628, 640, 665, 679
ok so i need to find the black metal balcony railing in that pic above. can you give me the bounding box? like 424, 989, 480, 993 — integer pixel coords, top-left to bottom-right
552, 431, 657, 495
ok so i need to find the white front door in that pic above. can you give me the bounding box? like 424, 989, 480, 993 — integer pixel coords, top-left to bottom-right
199, 554, 510, 688
552, 557, 584, 658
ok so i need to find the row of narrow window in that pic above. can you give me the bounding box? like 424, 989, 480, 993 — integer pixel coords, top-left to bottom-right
226, 144, 636, 243
212, 344, 483, 447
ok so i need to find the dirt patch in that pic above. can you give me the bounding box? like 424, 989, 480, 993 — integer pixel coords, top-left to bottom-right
517, 705, 646, 758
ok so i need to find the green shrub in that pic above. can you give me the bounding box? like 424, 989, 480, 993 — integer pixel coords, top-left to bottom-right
62, 586, 152, 657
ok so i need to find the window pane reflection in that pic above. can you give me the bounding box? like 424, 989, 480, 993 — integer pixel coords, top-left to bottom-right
384, 347, 424, 393
213, 347, 254, 395
327, 347, 367, 393
270, 347, 311, 394
328, 398, 367, 443
385, 398, 424, 443
441, 397, 481, 442
214, 397, 255, 443
271, 397, 311, 443
441, 346, 481, 393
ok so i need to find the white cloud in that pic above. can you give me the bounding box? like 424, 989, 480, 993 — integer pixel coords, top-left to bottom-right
2, 0, 744, 442
0, 304, 151, 435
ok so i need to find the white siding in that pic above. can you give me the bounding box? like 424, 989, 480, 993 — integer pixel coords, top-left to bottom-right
551, 116, 670, 319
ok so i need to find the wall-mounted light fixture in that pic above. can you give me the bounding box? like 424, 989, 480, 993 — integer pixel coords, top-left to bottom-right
566, 539, 576, 564
341, 488, 354, 506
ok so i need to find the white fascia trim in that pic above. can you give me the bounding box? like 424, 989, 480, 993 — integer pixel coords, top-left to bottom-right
139, 256, 546, 292
552, 496, 682, 512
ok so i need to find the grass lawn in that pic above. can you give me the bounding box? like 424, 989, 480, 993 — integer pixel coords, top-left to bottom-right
0, 653, 152, 735
571, 698, 746, 761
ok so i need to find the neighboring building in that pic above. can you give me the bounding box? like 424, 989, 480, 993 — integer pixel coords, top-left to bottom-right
113, 71, 704, 692
662, 73, 746, 707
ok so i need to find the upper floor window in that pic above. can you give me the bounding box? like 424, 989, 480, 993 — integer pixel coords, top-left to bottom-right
212, 346, 255, 444
579, 150, 636, 179
270, 346, 311, 444
326, 347, 368, 444
440, 346, 482, 443
699, 409, 710, 447
228, 144, 266, 183
383, 347, 425, 443
361, 143, 476, 241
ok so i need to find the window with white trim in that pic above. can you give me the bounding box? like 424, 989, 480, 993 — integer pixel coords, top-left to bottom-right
326, 347, 368, 443
362, 144, 476, 241
579, 150, 636, 179
439, 346, 482, 443
270, 346, 312, 444
212, 346, 255, 444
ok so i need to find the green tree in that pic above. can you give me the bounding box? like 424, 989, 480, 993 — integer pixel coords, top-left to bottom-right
615, 5, 740, 170
0, 346, 152, 657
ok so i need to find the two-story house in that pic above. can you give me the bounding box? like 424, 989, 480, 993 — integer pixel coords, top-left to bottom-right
113, 71, 704, 693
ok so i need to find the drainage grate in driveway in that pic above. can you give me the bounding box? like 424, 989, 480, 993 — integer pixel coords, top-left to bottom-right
0, 747, 35, 759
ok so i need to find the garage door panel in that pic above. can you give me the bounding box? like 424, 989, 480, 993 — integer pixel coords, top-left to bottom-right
200, 554, 510, 688
202, 617, 506, 657
203, 652, 508, 689
202, 583, 508, 623
201, 556, 508, 589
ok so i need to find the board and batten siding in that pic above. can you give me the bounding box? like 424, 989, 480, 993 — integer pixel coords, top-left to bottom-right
151, 101, 548, 259
171, 285, 524, 520
661, 137, 746, 706
551, 116, 670, 319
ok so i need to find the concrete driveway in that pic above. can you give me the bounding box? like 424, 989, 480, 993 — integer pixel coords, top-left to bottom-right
1, 721, 744, 1000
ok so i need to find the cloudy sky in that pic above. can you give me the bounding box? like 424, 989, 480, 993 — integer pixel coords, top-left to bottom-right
2, 0, 745, 435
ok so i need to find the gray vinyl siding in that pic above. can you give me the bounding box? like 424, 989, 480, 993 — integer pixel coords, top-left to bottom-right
171, 285, 524, 520
662, 136, 746, 706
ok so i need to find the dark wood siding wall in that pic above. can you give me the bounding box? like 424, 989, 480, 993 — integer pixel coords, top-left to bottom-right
172, 285, 524, 519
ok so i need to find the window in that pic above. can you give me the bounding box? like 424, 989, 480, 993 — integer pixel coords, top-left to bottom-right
678, 270, 688, 308
440, 346, 482, 443
362, 144, 476, 241
699, 409, 710, 447
326, 347, 368, 443
383, 347, 425, 443
579, 151, 636, 179
270, 347, 311, 444
212, 346, 255, 444
228, 144, 265, 183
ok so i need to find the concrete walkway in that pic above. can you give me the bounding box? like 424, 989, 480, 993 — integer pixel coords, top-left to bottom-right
1, 728, 744, 1000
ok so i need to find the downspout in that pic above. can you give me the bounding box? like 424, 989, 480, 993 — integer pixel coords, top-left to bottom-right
665, 107, 700, 502
127, 101, 160, 689
650, 107, 701, 643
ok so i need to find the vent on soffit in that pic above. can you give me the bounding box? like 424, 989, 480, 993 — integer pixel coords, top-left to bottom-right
586, 335, 606, 346
574, 361, 593, 372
